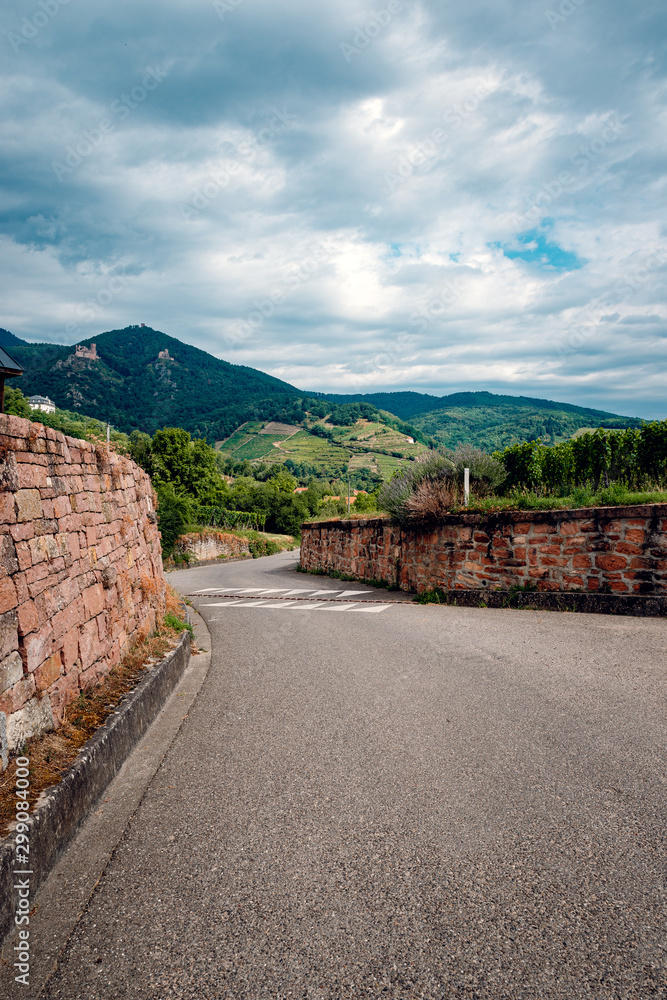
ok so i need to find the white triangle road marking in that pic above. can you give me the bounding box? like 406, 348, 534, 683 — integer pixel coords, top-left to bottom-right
317, 603, 358, 611
338, 590, 373, 598
202, 600, 246, 606
352, 605, 391, 613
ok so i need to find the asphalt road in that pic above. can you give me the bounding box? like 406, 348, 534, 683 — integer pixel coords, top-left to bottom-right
40, 550, 666, 998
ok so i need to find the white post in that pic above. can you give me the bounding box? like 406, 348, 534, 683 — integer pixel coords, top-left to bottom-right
106, 423, 110, 444
464, 467, 470, 506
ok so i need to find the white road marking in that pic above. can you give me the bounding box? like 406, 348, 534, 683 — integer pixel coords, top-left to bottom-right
352, 605, 391, 613
317, 603, 359, 611
285, 603, 325, 610
255, 589, 291, 594
308, 590, 342, 597
247, 601, 299, 608
191, 588, 225, 593
281, 589, 319, 595
202, 600, 246, 606
338, 590, 373, 598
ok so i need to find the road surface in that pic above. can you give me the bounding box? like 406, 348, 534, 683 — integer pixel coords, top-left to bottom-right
22, 551, 667, 996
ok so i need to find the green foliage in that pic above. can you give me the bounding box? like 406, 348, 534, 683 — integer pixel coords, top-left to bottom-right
163, 611, 194, 639
415, 589, 447, 604
496, 422, 667, 494
191, 506, 267, 531
128, 429, 152, 470
150, 427, 228, 505
4, 385, 30, 418
352, 490, 378, 513
23, 403, 130, 450
155, 483, 192, 558
446, 444, 506, 495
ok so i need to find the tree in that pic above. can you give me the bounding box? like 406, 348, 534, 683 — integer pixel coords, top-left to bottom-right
150, 427, 229, 505
4, 386, 31, 418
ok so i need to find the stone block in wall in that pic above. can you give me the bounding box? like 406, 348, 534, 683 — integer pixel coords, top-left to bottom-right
0, 535, 18, 577
24, 622, 54, 673
0, 673, 36, 717
34, 651, 63, 693
0, 610, 18, 661
0, 575, 18, 615
6, 695, 54, 751
14, 488, 43, 522
78, 618, 102, 671
0, 453, 20, 492
0, 652, 23, 695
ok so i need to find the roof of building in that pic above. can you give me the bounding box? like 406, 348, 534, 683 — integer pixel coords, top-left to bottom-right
28, 395, 54, 405
0, 346, 24, 376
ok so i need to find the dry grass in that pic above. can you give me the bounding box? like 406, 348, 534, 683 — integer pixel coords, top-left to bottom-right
0, 585, 191, 839
405, 478, 459, 522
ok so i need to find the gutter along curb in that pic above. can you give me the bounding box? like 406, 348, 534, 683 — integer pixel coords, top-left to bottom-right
0, 631, 191, 946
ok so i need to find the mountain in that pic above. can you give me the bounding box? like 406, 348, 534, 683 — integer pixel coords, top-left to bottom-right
315, 390, 643, 450
0, 329, 27, 349
7, 326, 303, 439
314, 389, 640, 425
4, 325, 645, 449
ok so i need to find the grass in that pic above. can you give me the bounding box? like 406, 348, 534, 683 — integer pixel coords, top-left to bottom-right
0, 586, 193, 839
450, 483, 667, 515
233, 434, 289, 460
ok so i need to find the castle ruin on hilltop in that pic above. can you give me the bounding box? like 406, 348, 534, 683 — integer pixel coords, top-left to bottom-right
75, 343, 98, 360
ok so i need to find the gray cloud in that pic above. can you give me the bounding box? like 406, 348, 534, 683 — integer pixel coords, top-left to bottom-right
1, 0, 666, 418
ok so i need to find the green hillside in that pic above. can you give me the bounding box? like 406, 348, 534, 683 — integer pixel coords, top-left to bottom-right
314, 390, 643, 451
4, 325, 646, 455
7, 326, 303, 440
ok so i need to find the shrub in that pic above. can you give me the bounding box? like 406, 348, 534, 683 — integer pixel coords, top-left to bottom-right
446, 444, 506, 495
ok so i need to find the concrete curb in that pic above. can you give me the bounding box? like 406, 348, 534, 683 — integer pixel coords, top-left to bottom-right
0, 630, 191, 946
164, 553, 253, 571
416, 589, 667, 616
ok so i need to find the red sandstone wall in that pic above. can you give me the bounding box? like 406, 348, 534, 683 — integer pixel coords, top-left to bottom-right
300, 506, 667, 596
0, 414, 166, 751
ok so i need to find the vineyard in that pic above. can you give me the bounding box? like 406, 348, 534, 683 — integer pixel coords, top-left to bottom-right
496, 422, 667, 495
190, 506, 267, 532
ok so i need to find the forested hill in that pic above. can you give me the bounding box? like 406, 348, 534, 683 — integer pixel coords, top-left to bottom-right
4, 324, 644, 449
315, 389, 641, 426
0, 329, 28, 349
7, 326, 303, 439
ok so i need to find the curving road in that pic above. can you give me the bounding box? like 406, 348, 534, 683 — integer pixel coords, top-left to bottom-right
33, 550, 667, 997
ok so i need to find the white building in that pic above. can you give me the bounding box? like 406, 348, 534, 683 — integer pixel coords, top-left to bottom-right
28, 395, 56, 413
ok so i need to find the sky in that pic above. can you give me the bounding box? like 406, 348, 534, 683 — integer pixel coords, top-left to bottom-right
1, 0, 666, 418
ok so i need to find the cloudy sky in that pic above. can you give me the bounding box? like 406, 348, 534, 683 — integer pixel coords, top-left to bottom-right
1, 0, 666, 416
